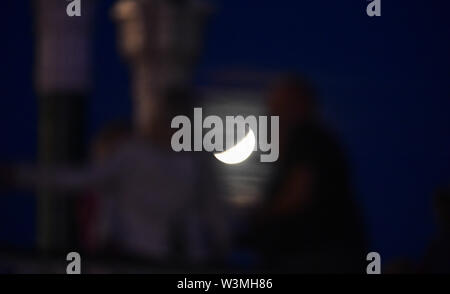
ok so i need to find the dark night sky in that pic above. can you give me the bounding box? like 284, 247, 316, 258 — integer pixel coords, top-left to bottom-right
1, 0, 449, 262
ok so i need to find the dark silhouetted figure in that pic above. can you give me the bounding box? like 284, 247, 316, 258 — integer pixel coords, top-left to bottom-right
246, 75, 366, 273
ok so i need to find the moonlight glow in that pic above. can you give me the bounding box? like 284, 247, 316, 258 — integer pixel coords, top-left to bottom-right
214, 129, 256, 164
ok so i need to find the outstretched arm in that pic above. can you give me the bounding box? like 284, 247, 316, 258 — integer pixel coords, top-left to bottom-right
12, 155, 124, 193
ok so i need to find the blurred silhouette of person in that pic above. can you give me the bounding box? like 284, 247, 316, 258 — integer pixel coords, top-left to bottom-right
245, 74, 366, 273
3, 87, 230, 268
420, 185, 450, 273
75, 122, 131, 253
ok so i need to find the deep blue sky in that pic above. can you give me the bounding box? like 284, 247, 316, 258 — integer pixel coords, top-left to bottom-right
1, 0, 450, 262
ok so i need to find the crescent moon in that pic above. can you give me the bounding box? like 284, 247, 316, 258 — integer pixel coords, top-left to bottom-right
214, 129, 256, 164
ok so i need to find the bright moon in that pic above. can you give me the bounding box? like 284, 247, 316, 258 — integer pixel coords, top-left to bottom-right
214, 129, 256, 164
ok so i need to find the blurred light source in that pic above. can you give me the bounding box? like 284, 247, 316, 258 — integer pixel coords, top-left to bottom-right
214, 129, 255, 165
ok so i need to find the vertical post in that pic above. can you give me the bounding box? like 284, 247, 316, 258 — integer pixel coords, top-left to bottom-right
33, 0, 95, 252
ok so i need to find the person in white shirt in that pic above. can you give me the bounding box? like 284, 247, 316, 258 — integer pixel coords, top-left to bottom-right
8, 88, 231, 266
